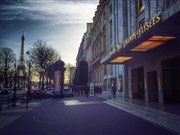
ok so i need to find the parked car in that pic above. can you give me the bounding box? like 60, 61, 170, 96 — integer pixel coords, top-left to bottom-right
46, 88, 54, 97
0, 89, 9, 95
30, 90, 47, 99
63, 88, 74, 97
0, 88, 11, 95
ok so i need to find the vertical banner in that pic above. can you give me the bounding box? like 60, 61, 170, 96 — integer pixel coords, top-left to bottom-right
54, 70, 61, 96
90, 83, 94, 96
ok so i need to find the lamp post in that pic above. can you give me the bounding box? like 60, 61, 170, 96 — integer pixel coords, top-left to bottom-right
40, 68, 45, 91
26, 51, 31, 109
13, 62, 17, 106
26, 62, 31, 109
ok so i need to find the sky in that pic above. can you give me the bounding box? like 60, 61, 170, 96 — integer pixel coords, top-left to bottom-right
0, 0, 99, 66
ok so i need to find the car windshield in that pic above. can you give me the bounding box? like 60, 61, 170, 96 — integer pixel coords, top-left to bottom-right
64, 89, 70, 92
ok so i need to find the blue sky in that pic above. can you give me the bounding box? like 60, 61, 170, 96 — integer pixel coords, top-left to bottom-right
0, 0, 99, 66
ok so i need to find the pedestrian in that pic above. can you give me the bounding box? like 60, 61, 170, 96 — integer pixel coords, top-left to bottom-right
85, 87, 89, 98
112, 83, 116, 98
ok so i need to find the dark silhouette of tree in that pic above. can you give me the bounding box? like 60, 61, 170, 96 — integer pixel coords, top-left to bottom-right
73, 60, 88, 86
78, 60, 88, 86
47, 64, 54, 86
0, 47, 16, 87
73, 66, 79, 85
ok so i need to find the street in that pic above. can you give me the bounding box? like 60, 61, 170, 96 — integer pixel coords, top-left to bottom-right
0, 96, 177, 135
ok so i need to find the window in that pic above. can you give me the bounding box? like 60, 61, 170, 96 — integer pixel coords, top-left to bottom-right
103, 35, 106, 53
136, 0, 145, 15
109, 4, 112, 16
139, 18, 145, 29
95, 45, 97, 57
165, 0, 178, 8
100, 40, 102, 53
103, 12, 106, 25
104, 66, 107, 75
110, 20, 113, 49
114, 16, 116, 45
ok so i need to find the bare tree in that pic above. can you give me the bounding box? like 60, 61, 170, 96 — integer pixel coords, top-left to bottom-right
0, 47, 16, 87
28, 40, 60, 89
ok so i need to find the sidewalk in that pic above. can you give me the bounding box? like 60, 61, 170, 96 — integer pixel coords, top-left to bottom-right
97, 94, 180, 134
0, 96, 103, 129
0, 99, 42, 128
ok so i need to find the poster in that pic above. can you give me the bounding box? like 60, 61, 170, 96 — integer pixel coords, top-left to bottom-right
118, 75, 123, 92
90, 83, 94, 96
54, 71, 61, 95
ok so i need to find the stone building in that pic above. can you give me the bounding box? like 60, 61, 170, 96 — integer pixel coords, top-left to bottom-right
84, 23, 93, 86
102, 0, 180, 104
101, 0, 127, 98
91, 0, 108, 91
76, 23, 93, 85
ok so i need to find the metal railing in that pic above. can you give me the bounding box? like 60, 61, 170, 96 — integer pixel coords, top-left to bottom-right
0, 92, 27, 111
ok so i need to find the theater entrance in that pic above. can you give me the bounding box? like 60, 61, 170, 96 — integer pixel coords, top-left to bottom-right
148, 71, 158, 102
131, 67, 145, 99
162, 57, 180, 103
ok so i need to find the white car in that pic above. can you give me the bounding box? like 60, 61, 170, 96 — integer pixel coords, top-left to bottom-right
46, 88, 54, 96
63, 88, 74, 97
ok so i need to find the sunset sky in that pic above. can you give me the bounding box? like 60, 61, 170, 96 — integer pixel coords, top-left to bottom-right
0, 0, 99, 66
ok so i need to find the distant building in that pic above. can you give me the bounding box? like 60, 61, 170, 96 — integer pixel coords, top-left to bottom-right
91, 0, 108, 91
76, 23, 92, 65
76, 23, 93, 86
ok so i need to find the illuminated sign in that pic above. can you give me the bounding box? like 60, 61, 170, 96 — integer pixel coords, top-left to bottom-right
131, 36, 176, 51
109, 13, 161, 56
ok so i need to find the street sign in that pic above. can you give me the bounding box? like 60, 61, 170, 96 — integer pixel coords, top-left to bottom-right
90, 83, 94, 96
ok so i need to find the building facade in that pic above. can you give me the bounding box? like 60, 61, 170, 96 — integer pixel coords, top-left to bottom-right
76, 23, 93, 86
102, 0, 180, 104
76, 0, 109, 92
102, 0, 127, 98
91, 0, 108, 91
76, 0, 180, 103
84, 23, 93, 86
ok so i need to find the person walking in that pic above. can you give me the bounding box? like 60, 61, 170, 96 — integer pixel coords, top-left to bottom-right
112, 83, 116, 98
85, 87, 89, 98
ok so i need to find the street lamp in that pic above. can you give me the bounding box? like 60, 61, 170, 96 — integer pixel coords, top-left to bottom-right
40, 68, 45, 91
13, 62, 17, 106
26, 50, 31, 109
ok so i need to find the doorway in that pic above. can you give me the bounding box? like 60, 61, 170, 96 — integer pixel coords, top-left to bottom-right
148, 71, 158, 102
162, 57, 180, 103
131, 67, 145, 99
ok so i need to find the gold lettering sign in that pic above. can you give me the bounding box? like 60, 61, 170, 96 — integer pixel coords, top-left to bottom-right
109, 13, 161, 56
109, 48, 116, 56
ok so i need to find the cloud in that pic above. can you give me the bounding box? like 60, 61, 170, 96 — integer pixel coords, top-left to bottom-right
0, 39, 20, 57
0, 39, 19, 47
0, 0, 99, 24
